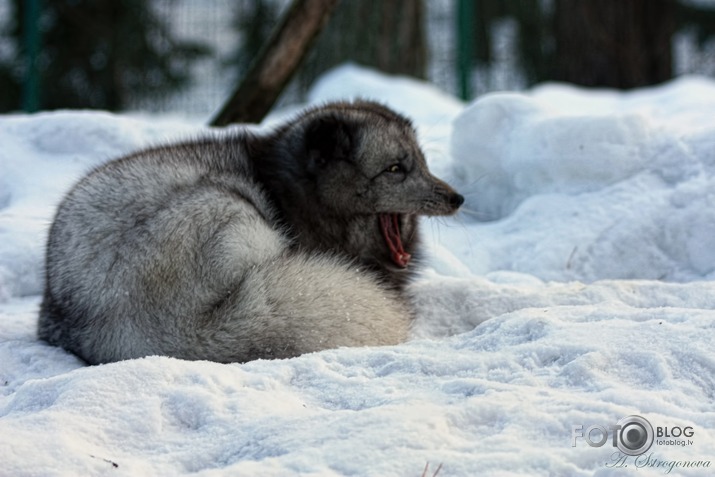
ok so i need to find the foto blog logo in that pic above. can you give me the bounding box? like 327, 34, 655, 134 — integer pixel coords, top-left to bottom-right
572, 415, 655, 456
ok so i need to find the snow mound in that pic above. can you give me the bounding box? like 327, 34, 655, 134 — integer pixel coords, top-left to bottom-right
446, 78, 715, 282
308, 63, 464, 127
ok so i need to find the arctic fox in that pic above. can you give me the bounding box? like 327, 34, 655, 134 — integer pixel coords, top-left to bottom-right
38, 101, 463, 363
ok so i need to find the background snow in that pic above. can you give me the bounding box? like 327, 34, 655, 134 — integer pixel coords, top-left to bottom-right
1, 65, 714, 476
446, 77, 715, 283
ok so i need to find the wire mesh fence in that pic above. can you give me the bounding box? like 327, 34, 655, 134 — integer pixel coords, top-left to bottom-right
1, 0, 715, 118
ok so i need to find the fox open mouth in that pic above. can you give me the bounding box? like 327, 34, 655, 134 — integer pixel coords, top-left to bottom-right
379, 214, 411, 268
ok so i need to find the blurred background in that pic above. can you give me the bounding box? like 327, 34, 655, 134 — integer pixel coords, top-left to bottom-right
1, 0, 715, 118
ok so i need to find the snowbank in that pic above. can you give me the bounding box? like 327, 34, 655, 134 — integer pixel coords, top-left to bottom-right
1, 65, 714, 476
446, 76, 715, 282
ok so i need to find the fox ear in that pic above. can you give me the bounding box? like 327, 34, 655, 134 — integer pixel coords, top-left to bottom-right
304, 115, 354, 168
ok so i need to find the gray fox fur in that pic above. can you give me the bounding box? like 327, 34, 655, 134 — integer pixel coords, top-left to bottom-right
38, 101, 463, 363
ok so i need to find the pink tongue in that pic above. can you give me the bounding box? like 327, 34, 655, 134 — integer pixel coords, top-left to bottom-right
379, 214, 411, 268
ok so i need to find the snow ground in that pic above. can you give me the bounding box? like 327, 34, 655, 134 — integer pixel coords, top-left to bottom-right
1, 65, 714, 476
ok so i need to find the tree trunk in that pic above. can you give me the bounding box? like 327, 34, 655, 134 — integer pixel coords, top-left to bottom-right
295, 0, 427, 94
553, 0, 676, 89
211, 0, 340, 126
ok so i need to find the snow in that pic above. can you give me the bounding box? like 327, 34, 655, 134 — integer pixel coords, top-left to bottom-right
1, 64, 715, 476
446, 77, 715, 283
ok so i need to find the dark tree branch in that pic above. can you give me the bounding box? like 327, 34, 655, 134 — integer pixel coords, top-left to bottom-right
210, 0, 340, 126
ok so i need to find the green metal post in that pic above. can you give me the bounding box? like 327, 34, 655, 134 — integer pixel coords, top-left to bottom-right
22, 0, 41, 112
456, 0, 475, 101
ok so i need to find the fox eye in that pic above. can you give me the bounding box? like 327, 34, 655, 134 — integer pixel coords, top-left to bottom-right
385, 164, 404, 174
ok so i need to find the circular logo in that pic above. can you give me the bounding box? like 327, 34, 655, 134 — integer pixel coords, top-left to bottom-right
617, 415, 654, 456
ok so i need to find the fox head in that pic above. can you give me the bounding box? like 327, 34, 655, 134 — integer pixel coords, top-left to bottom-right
254, 101, 463, 272
297, 101, 464, 217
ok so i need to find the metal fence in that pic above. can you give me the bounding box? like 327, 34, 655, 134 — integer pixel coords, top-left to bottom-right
2, 0, 715, 118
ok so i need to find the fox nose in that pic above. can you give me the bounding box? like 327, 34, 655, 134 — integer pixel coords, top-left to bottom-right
449, 192, 465, 209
